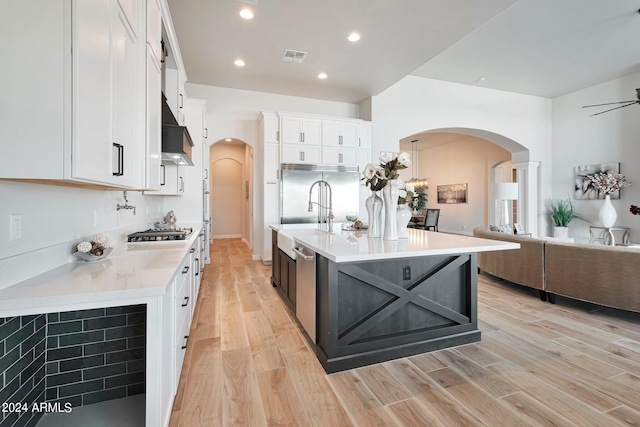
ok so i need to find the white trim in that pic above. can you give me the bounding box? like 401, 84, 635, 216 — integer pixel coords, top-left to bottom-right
252, 255, 261, 261
212, 234, 242, 239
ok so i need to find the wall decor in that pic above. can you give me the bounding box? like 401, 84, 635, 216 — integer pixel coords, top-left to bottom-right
437, 183, 468, 204
574, 162, 620, 199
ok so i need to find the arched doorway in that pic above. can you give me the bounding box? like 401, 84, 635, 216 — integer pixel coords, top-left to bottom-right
399, 128, 539, 236
209, 139, 254, 248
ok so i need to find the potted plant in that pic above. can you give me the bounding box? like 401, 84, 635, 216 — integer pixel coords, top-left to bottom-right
547, 198, 576, 238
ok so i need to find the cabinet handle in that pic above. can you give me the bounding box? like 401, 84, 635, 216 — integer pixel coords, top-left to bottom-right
180, 177, 184, 192
195, 258, 200, 276
302, 132, 305, 143
276, 130, 279, 142
204, 128, 208, 138
190, 248, 195, 254
181, 335, 189, 350
302, 151, 305, 161
339, 153, 343, 163
181, 296, 189, 307
339, 135, 343, 145
182, 266, 189, 274
112, 143, 124, 176
160, 164, 166, 186
358, 137, 361, 147
299, 132, 303, 143
204, 168, 208, 179
179, 93, 184, 108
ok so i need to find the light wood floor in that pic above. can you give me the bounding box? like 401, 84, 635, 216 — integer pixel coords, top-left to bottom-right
169, 238, 640, 427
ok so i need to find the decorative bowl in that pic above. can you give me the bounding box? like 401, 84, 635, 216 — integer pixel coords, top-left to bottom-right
74, 247, 112, 262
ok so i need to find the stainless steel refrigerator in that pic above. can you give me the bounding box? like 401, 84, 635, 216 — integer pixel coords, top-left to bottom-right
280, 163, 360, 224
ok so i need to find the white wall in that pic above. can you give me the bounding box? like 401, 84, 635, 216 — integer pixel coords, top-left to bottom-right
552, 71, 640, 242
185, 83, 360, 257
412, 136, 511, 234
371, 76, 553, 234
0, 181, 165, 288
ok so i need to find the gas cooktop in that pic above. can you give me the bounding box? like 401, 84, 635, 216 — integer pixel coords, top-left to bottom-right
127, 228, 193, 242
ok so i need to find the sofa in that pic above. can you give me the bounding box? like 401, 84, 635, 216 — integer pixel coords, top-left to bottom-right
473, 227, 640, 313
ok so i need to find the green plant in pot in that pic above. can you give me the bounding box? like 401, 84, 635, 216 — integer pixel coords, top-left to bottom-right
547, 198, 576, 238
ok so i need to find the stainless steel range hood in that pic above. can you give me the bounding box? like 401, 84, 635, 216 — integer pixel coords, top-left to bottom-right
162, 95, 194, 166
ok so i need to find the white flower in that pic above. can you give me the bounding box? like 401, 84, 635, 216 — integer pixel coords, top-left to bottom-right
375, 166, 386, 179
77, 241, 92, 253
405, 184, 415, 193
398, 190, 407, 198
390, 178, 404, 189
93, 234, 111, 248
379, 152, 394, 164
397, 152, 411, 167
362, 163, 376, 180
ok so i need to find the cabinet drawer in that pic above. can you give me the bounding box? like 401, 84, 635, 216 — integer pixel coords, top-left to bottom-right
175, 264, 191, 317
175, 309, 190, 386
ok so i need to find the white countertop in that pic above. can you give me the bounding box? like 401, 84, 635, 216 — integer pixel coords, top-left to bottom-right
0, 224, 203, 315
271, 224, 519, 263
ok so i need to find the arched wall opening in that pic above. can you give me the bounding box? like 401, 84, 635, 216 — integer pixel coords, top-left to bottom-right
399, 128, 539, 236
209, 139, 254, 249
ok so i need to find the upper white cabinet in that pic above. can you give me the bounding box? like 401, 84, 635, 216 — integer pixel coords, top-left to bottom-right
146, 0, 162, 64
1, 0, 146, 189
357, 123, 372, 149
145, 44, 162, 190
281, 115, 321, 146
164, 67, 186, 125
322, 120, 357, 147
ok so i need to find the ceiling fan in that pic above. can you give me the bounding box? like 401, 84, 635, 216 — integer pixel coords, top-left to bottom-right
582, 88, 640, 116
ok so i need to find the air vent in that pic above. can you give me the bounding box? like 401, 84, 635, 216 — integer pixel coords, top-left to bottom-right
235, 0, 258, 5
282, 49, 307, 63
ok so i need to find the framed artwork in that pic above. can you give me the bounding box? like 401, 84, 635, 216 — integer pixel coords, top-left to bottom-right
574, 162, 620, 200
437, 183, 468, 204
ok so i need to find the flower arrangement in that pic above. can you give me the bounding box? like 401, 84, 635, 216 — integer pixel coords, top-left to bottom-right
587, 173, 631, 196
361, 152, 411, 191
76, 233, 111, 257
398, 184, 415, 205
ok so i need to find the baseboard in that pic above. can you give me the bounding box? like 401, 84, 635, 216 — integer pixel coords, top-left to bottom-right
212, 234, 242, 239
252, 255, 261, 261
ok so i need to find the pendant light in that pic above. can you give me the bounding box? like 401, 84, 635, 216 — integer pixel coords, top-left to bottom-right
405, 139, 428, 189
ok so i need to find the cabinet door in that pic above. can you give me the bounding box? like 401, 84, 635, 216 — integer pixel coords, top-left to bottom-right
302, 118, 322, 146
281, 144, 302, 163
356, 148, 371, 176
112, 3, 140, 188
146, 45, 162, 190
177, 71, 186, 125
357, 123, 371, 149
287, 255, 296, 309
340, 147, 357, 165
73, 0, 113, 184
340, 121, 358, 147
116, 0, 138, 34
264, 142, 280, 182
271, 230, 280, 288
279, 250, 289, 298
263, 182, 279, 260
322, 147, 340, 164
301, 145, 322, 164
321, 120, 341, 147
147, 0, 162, 63
281, 116, 302, 144
262, 114, 279, 143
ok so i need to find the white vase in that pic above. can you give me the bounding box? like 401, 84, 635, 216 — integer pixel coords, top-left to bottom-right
365, 191, 383, 238
397, 204, 412, 239
598, 194, 617, 228
383, 180, 400, 240
553, 226, 568, 239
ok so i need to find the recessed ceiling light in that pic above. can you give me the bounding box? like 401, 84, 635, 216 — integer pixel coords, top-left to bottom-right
239, 8, 254, 19
234, 59, 245, 67
225, 138, 232, 142
348, 32, 361, 42
476, 76, 487, 83
318, 73, 328, 79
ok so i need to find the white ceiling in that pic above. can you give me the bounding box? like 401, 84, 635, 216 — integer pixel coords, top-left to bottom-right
167, 0, 640, 103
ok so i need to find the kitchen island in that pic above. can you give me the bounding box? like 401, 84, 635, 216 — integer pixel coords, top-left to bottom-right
271, 225, 519, 373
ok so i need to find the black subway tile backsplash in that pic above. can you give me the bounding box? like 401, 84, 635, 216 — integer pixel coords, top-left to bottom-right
1, 304, 146, 426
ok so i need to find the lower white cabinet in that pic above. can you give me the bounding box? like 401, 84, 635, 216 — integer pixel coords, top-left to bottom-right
147, 164, 184, 196
323, 147, 356, 165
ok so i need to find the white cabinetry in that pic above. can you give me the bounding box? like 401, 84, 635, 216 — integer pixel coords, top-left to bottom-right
165, 68, 186, 125
280, 115, 322, 164
145, 44, 162, 190
322, 147, 356, 165
322, 120, 357, 147
357, 123, 372, 149
146, 0, 162, 64
281, 144, 322, 164
153, 164, 184, 196
1, 0, 146, 189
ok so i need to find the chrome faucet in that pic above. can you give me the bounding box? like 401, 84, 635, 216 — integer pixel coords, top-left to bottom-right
308, 180, 334, 232
117, 191, 136, 215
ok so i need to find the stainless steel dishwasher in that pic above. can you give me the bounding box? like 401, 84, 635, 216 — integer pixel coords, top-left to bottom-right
293, 244, 316, 343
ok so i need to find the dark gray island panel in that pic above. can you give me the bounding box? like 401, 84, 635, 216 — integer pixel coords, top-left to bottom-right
316, 253, 479, 373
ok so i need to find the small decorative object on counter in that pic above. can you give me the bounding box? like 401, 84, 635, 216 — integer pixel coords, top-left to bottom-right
397, 183, 415, 239
365, 191, 383, 238
74, 233, 112, 262
631, 205, 640, 215
383, 179, 402, 240
587, 173, 631, 228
